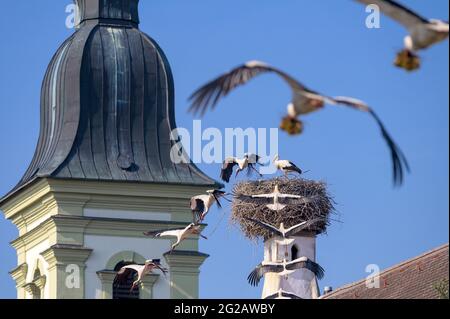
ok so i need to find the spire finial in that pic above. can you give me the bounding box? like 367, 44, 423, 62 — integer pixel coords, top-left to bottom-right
74, 0, 140, 26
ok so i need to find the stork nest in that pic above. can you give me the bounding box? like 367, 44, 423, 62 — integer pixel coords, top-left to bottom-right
231, 178, 335, 240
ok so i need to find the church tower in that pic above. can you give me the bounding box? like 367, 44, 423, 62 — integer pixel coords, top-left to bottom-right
1, 0, 220, 299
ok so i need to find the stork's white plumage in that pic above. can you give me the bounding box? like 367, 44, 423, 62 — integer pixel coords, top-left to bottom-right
247, 257, 325, 286
189, 61, 409, 186
113, 259, 168, 292
355, 0, 449, 71
251, 184, 313, 211
221, 154, 264, 183
244, 217, 323, 246
273, 154, 303, 176
190, 189, 227, 222
144, 223, 207, 252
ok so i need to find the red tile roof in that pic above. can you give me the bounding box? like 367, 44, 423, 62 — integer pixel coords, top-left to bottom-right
322, 243, 449, 299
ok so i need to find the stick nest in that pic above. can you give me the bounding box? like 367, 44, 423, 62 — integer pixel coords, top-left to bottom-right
231, 178, 335, 240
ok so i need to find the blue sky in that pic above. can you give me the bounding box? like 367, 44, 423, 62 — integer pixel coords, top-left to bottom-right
0, 0, 448, 299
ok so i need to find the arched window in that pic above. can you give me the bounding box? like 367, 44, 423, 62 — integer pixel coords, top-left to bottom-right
291, 245, 299, 261
113, 261, 140, 299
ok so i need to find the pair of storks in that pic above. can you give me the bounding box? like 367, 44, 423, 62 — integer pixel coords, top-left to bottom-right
188, 1, 449, 187
220, 154, 303, 184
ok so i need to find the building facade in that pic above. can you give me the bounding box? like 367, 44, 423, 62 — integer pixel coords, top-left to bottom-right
1, 0, 220, 299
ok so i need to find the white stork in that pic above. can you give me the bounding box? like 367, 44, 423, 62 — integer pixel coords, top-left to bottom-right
244, 217, 323, 246
356, 0, 449, 71
221, 153, 264, 183
247, 257, 325, 287
189, 61, 409, 186
264, 289, 303, 300
113, 259, 168, 292
273, 154, 304, 176
237, 184, 316, 211
144, 223, 207, 252
190, 189, 227, 223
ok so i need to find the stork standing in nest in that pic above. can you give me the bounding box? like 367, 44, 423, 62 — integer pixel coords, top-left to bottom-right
190, 190, 227, 222
113, 259, 168, 292
247, 257, 325, 287
189, 61, 409, 186
273, 155, 304, 177
221, 154, 264, 183
144, 223, 207, 253
355, 0, 449, 71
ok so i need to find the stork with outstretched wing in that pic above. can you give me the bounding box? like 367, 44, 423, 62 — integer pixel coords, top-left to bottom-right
244, 217, 323, 245
189, 61, 409, 186
221, 154, 264, 183
113, 259, 168, 292
144, 223, 207, 252
236, 185, 317, 211
190, 189, 227, 222
247, 257, 325, 287
355, 0, 449, 71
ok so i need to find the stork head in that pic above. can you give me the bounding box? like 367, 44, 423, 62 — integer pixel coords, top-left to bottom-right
280, 115, 304, 135
273, 154, 279, 163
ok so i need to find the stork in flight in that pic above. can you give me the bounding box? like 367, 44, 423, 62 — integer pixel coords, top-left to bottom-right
113, 259, 168, 292
265, 289, 303, 300
247, 257, 325, 287
355, 0, 449, 71
188, 61, 409, 186
221, 153, 264, 183
144, 223, 207, 253
244, 217, 323, 246
273, 155, 304, 177
236, 184, 316, 211
190, 189, 227, 223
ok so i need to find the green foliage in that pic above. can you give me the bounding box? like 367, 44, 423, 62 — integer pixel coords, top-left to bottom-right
434, 279, 449, 299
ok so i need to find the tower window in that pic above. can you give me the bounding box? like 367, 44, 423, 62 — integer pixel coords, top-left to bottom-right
113, 261, 140, 299
291, 245, 299, 261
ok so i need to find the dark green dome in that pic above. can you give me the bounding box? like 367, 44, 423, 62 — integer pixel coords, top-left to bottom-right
2, 0, 219, 203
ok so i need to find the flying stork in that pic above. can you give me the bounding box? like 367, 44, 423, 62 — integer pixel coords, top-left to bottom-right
190, 190, 227, 222
144, 223, 207, 252
236, 184, 316, 211
221, 154, 264, 183
244, 217, 323, 246
247, 257, 325, 287
264, 289, 303, 300
113, 259, 168, 292
188, 61, 409, 186
273, 154, 304, 176
355, 0, 449, 71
